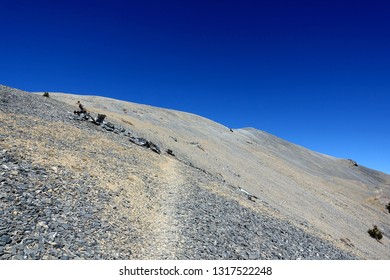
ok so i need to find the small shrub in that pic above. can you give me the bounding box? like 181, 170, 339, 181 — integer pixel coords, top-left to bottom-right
43, 92, 50, 97
368, 225, 383, 241
386, 202, 390, 213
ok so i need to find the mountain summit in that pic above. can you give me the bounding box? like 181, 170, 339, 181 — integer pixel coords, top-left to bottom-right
0, 85, 389, 260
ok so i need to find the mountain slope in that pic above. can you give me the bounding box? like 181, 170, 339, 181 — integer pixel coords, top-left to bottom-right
1, 85, 389, 259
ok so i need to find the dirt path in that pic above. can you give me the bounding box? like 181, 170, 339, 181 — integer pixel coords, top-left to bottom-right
141, 157, 186, 259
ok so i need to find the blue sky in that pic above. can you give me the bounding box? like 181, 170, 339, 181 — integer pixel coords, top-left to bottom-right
1, 0, 389, 174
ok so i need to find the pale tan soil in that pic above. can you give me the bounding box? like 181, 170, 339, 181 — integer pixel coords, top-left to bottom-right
0, 111, 166, 258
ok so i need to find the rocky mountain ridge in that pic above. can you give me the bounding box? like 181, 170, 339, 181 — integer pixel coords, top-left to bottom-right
0, 85, 389, 259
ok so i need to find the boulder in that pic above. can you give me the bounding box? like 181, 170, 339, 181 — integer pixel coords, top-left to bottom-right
149, 142, 161, 154
93, 114, 106, 125
129, 137, 149, 146
129, 137, 161, 154
347, 159, 358, 167
103, 122, 115, 132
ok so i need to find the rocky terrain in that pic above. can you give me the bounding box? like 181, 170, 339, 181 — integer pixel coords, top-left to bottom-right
0, 85, 389, 259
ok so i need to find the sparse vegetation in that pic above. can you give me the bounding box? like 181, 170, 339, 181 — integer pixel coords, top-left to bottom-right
386, 202, 390, 213
368, 225, 383, 241
43, 92, 50, 97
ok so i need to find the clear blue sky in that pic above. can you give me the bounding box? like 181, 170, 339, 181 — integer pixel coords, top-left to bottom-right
1, 0, 389, 174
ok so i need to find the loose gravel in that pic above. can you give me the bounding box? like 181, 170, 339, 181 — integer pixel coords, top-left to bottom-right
0, 85, 356, 259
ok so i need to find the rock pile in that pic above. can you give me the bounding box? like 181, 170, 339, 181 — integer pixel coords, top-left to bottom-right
71, 111, 161, 154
